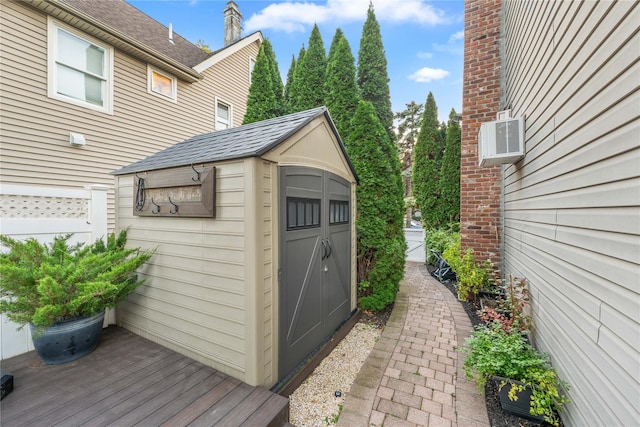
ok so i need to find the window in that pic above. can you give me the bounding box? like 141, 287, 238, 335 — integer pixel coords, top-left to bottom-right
147, 66, 177, 101
329, 200, 349, 225
48, 17, 113, 113
287, 198, 321, 230
216, 99, 231, 130
249, 57, 256, 83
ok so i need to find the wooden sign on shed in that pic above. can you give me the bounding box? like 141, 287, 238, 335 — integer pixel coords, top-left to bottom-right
133, 166, 215, 217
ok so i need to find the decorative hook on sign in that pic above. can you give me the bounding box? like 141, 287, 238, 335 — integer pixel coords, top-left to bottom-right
191, 164, 201, 182
134, 172, 145, 212
151, 198, 161, 214
168, 197, 179, 214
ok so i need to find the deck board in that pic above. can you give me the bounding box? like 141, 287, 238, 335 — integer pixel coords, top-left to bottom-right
0, 326, 289, 427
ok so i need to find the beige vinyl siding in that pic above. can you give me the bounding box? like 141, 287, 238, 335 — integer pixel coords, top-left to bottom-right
0, 1, 258, 230
115, 162, 250, 381
501, 1, 639, 426
261, 161, 277, 386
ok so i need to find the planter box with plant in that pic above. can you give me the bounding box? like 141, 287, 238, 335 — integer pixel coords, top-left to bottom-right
460, 322, 569, 426
0, 230, 154, 364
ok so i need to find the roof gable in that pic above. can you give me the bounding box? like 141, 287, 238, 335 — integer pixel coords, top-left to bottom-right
112, 107, 356, 181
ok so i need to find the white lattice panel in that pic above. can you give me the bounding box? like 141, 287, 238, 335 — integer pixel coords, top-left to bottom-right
0, 194, 88, 219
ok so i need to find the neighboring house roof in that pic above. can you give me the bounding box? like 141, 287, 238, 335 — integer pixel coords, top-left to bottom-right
26, 0, 262, 82
59, 0, 210, 68
112, 107, 358, 181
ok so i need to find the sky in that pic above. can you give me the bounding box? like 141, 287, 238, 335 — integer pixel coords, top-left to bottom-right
129, 0, 464, 123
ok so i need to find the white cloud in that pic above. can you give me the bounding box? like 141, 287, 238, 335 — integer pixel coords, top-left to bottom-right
417, 51, 433, 59
449, 30, 464, 42
408, 67, 449, 83
244, 0, 448, 33
432, 30, 464, 55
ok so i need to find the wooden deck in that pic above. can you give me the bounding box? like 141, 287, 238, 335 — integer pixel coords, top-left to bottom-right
0, 326, 289, 427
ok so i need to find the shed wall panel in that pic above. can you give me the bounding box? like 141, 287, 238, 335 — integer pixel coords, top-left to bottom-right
501, 1, 640, 425
115, 162, 254, 382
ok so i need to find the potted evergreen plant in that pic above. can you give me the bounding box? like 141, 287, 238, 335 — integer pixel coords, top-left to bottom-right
0, 230, 154, 364
460, 322, 570, 426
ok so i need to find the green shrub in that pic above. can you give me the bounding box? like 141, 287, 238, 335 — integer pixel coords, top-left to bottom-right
347, 100, 406, 311
460, 323, 570, 426
0, 230, 155, 328
442, 241, 492, 300
424, 226, 459, 265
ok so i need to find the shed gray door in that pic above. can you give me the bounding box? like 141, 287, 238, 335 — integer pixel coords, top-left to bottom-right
279, 167, 351, 381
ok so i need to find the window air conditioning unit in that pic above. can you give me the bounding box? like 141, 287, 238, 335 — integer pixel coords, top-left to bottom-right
478, 115, 525, 166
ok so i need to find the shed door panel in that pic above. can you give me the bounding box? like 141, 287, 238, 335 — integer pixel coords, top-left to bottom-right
325, 175, 351, 333
279, 167, 352, 381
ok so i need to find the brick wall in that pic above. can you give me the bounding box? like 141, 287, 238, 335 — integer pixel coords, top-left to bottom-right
461, 0, 502, 265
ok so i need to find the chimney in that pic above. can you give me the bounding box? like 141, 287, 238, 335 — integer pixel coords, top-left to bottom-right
223, 1, 242, 46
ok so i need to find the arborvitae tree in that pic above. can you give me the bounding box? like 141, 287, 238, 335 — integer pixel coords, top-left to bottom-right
327, 27, 345, 64
242, 42, 276, 124
283, 54, 297, 115
262, 39, 285, 116
346, 100, 406, 311
357, 2, 394, 142
413, 91, 444, 228
290, 24, 326, 112
287, 46, 305, 113
395, 101, 424, 173
324, 32, 359, 139
439, 108, 461, 223
395, 101, 424, 226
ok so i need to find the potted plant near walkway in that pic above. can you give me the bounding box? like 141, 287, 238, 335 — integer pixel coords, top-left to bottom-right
0, 230, 154, 364
460, 322, 570, 426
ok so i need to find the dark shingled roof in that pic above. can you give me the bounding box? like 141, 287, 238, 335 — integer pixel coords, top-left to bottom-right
112, 107, 356, 178
59, 0, 210, 68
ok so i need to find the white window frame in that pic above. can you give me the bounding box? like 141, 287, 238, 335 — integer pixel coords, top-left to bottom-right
249, 56, 256, 83
47, 17, 114, 114
215, 98, 232, 130
147, 65, 177, 102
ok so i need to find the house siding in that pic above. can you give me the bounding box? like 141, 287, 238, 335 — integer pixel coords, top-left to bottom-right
0, 0, 259, 230
500, 1, 639, 425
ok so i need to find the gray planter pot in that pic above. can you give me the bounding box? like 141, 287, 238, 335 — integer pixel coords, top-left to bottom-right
493, 376, 544, 424
31, 311, 105, 365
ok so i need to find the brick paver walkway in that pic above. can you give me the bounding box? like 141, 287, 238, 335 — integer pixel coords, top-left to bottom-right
337, 262, 490, 427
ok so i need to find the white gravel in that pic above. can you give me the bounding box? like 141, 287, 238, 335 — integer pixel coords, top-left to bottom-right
289, 321, 381, 427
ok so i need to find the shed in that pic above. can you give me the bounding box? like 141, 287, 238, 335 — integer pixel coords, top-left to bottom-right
112, 107, 358, 388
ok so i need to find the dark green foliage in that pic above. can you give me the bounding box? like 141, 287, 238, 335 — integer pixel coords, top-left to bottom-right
0, 230, 155, 328
283, 54, 297, 114
327, 27, 345, 64
287, 46, 305, 113
357, 3, 394, 142
413, 91, 445, 228
395, 101, 424, 226
461, 322, 570, 426
262, 39, 285, 116
424, 225, 459, 265
243, 42, 277, 124
395, 101, 424, 172
346, 101, 406, 311
324, 30, 359, 139
440, 109, 461, 223
290, 24, 326, 112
